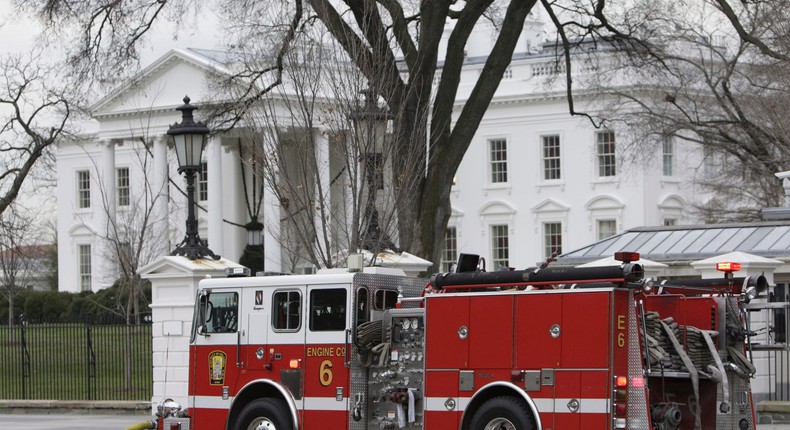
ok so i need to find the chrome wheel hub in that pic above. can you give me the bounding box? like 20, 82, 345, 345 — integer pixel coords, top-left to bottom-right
484, 417, 516, 430
248, 417, 276, 430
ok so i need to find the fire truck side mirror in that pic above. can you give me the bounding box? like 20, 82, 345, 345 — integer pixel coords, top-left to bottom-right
197, 290, 211, 337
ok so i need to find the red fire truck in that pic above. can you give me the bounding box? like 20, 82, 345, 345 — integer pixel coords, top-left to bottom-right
155, 252, 765, 430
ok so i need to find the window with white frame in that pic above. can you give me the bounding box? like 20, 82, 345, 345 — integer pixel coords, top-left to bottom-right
79, 244, 91, 291
77, 170, 91, 209
488, 138, 508, 184
542, 134, 561, 180
441, 227, 458, 272
490, 224, 509, 268
596, 131, 616, 177
597, 219, 617, 240
199, 162, 208, 201
117, 167, 130, 207
543, 222, 562, 259
659, 196, 684, 227
662, 138, 674, 177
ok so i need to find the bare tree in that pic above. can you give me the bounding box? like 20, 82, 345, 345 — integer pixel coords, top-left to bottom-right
75, 136, 165, 325
0, 204, 43, 339
18, 0, 539, 270
23, 0, 790, 266
233, 37, 418, 271
0, 53, 78, 217
543, 0, 790, 221
71, 134, 168, 391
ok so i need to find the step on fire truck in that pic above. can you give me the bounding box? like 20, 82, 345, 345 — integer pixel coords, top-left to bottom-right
156, 251, 765, 430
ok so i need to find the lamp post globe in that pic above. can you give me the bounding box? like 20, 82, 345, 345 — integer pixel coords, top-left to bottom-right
167, 96, 220, 260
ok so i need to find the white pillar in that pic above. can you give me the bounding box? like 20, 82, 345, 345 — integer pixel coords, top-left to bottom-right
207, 136, 224, 256
141, 256, 243, 413
314, 128, 330, 260
100, 140, 117, 288
153, 136, 171, 255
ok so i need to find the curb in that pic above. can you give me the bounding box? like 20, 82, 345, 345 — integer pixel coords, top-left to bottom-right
0, 400, 152, 415
759, 401, 790, 425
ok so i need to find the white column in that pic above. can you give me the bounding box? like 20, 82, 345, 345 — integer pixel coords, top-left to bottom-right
313, 129, 330, 260
207, 136, 224, 256
100, 140, 117, 288
142, 256, 243, 412
153, 136, 171, 255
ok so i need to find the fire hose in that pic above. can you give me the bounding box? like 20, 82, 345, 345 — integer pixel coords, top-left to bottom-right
659, 319, 702, 430
356, 319, 391, 367
125, 420, 156, 430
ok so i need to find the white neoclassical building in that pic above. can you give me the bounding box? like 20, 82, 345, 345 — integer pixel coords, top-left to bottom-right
55, 22, 710, 292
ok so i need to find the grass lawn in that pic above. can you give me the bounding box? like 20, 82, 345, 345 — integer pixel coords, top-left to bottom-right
0, 323, 152, 401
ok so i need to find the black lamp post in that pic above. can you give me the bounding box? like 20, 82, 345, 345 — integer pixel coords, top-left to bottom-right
168, 96, 220, 260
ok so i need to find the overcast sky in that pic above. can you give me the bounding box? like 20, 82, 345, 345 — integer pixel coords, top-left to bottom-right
0, 1, 221, 65
0, 1, 222, 228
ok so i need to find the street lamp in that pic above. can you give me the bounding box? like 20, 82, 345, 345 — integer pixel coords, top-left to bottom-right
168, 96, 220, 260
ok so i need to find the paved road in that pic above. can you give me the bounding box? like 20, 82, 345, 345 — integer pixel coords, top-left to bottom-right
2, 414, 789, 430
0, 414, 154, 430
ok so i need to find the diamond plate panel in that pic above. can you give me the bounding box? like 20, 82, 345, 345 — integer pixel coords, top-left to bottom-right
628, 291, 650, 428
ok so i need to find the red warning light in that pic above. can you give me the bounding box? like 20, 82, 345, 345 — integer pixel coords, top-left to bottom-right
615, 252, 640, 263
716, 262, 741, 272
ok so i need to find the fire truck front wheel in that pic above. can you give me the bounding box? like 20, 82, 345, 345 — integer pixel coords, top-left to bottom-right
468, 396, 536, 430
235, 398, 292, 430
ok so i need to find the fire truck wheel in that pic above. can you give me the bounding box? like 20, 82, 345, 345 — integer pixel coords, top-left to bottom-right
469, 396, 535, 430
236, 398, 291, 430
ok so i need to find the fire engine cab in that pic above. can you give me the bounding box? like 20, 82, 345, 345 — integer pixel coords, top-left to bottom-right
156, 252, 765, 430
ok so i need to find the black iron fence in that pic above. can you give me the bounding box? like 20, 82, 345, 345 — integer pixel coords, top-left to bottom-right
0, 318, 152, 401
761, 347, 790, 401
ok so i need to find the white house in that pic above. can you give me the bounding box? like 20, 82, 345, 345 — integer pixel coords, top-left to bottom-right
56, 20, 708, 291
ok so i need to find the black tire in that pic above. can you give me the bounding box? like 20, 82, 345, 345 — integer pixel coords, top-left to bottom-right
469, 396, 536, 430
235, 398, 292, 430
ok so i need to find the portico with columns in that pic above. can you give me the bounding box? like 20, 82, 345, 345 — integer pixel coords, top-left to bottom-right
55, 49, 284, 293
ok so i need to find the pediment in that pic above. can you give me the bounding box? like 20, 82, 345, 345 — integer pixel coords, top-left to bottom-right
658, 194, 685, 209
530, 198, 569, 213
585, 195, 624, 210
91, 49, 228, 119
479, 201, 516, 216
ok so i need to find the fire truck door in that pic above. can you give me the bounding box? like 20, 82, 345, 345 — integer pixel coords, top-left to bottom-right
193, 289, 242, 403
303, 285, 350, 426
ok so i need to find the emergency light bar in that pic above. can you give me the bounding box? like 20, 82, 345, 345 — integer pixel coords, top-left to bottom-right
716, 262, 741, 272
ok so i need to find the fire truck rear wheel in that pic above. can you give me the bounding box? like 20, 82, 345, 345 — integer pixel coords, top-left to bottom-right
236, 398, 291, 430
469, 396, 535, 430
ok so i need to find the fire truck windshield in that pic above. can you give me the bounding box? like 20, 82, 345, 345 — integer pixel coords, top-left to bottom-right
194, 291, 238, 336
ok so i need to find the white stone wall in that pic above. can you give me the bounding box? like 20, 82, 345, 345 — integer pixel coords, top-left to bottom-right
142, 256, 239, 411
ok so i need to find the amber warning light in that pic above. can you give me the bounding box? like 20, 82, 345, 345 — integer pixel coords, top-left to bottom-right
716, 262, 741, 272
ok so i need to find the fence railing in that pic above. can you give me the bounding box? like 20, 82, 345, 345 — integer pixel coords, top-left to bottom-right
747, 300, 790, 402
0, 319, 152, 401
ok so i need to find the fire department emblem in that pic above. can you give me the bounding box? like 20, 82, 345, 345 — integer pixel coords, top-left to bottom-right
209, 351, 227, 385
